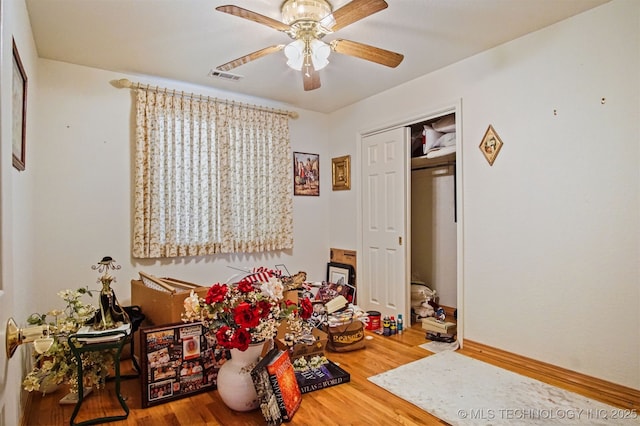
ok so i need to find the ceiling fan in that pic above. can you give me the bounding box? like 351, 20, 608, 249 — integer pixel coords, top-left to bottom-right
215, 0, 404, 91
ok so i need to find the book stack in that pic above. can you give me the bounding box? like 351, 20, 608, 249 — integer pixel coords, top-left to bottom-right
251, 347, 302, 425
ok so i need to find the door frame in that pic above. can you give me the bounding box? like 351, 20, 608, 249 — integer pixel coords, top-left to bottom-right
356, 100, 465, 345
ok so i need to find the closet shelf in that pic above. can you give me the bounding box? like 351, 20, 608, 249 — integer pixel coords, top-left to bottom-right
411, 152, 456, 170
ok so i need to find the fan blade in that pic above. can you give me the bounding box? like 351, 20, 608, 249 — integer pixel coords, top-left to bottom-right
216, 5, 291, 32
330, 39, 403, 68
302, 64, 321, 91
217, 45, 285, 71
322, 0, 388, 32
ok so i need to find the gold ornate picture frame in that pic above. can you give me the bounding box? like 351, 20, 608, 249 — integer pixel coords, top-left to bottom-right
332, 155, 351, 191
479, 124, 503, 166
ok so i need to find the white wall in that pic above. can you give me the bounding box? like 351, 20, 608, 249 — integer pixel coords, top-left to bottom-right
30, 60, 332, 315
328, 0, 639, 389
1, 0, 40, 424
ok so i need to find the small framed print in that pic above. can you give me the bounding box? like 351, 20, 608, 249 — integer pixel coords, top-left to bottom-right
480, 124, 503, 166
293, 152, 319, 196
12, 39, 27, 171
332, 155, 351, 191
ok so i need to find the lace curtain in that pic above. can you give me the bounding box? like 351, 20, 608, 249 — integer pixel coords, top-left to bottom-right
133, 89, 293, 258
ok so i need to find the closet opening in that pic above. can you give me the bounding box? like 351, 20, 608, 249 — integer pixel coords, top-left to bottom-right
408, 112, 457, 326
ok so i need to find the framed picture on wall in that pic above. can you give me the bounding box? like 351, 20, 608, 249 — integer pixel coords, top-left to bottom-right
479, 124, 503, 166
12, 39, 27, 171
293, 152, 319, 196
332, 155, 351, 191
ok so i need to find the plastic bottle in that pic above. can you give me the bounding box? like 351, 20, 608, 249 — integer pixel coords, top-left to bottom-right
390, 316, 397, 335
397, 314, 404, 334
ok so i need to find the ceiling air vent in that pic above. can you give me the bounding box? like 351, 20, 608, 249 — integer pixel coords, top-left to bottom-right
208, 69, 243, 81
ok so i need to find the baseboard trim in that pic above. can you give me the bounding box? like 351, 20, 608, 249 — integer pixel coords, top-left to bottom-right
460, 340, 639, 410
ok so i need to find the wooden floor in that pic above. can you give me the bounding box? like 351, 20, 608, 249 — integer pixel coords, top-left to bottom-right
21, 320, 621, 426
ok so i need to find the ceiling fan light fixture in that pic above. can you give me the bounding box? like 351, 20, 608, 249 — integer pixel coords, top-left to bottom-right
285, 38, 330, 71
281, 0, 332, 25
284, 39, 305, 70
309, 38, 330, 70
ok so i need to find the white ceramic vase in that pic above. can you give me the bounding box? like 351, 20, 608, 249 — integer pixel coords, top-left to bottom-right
216, 342, 265, 412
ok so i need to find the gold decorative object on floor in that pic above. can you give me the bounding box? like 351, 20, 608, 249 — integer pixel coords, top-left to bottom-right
90, 256, 129, 330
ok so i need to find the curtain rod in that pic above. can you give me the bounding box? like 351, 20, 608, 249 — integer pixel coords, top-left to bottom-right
112, 78, 299, 120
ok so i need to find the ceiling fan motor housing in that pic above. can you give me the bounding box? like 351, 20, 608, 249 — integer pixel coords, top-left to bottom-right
281, 0, 332, 25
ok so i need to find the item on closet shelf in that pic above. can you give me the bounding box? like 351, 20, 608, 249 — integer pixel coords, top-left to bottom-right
411, 133, 425, 157
425, 145, 456, 159
431, 114, 456, 133
435, 132, 456, 148
422, 125, 444, 154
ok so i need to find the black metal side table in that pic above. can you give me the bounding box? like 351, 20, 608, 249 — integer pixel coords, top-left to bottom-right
67, 325, 131, 426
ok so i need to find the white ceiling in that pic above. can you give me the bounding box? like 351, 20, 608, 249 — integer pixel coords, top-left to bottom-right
26, 0, 609, 113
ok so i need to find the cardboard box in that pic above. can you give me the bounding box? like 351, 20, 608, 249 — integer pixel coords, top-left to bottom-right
275, 321, 327, 360
421, 317, 457, 334
130, 274, 209, 326
329, 248, 357, 271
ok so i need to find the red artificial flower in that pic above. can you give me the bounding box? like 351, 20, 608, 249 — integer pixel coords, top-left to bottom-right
300, 297, 313, 320
257, 300, 272, 318
237, 281, 254, 294
233, 328, 252, 351
216, 326, 233, 348
233, 302, 261, 329
205, 283, 228, 305
285, 299, 298, 311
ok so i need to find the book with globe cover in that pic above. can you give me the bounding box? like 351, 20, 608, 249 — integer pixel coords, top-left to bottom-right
293, 358, 350, 394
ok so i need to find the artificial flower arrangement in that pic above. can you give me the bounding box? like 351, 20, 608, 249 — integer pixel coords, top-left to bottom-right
183, 275, 289, 351
182, 269, 316, 352
22, 287, 118, 395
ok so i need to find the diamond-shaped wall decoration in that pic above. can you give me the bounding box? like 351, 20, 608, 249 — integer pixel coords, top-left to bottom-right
480, 124, 503, 166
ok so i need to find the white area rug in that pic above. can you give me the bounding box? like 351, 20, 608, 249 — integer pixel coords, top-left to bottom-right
368, 351, 639, 425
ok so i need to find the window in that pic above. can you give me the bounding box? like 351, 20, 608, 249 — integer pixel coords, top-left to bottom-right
132, 90, 293, 258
